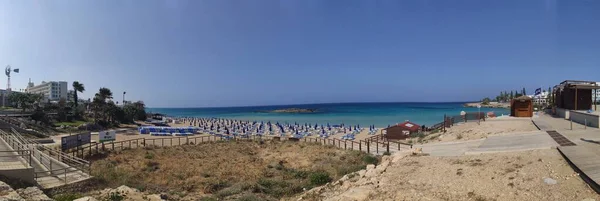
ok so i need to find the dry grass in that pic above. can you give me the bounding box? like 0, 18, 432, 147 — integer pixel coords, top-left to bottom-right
90, 140, 374, 200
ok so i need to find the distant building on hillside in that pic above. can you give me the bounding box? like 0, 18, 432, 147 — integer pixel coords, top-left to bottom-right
595, 82, 600, 104
67, 90, 75, 102
25, 80, 68, 102
527, 91, 549, 104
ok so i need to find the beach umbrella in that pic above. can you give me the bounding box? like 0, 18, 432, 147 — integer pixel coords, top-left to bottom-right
357, 124, 360, 129
314, 123, 318, 129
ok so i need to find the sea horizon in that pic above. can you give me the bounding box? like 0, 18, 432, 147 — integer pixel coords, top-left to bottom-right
147, 102, 509, 128
148, 101, 482, 109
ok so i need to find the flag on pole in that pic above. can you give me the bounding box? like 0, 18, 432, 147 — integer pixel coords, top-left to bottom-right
535, 88, 542, 96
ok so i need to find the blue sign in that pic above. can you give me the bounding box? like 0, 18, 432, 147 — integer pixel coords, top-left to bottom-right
61, 132, 91, 151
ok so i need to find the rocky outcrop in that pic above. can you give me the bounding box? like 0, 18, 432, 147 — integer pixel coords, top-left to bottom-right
296, 152, 410, 201
86, 185, 165, 201
0, 181, 52, 201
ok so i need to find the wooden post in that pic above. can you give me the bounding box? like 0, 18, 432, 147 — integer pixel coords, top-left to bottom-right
443, 114, 446, 133
344, 141, 347, 150
111, 142, 114, 151
376, 141, 379, 154
143, 139, 146, 147
367, 141, 370, 153
575, 85, 578, 110
386, 141, 390, 153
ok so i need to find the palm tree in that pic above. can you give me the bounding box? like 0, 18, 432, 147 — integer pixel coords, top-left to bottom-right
72, 81, 85, 107
96, 87, 113, 101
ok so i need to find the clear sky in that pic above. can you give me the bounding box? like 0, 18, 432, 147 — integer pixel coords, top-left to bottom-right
1, 0, 599, 107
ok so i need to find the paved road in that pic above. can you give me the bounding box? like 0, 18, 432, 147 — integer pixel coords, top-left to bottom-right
412, 131, 557, 156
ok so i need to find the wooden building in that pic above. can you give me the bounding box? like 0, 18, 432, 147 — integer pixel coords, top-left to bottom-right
511, 96, 533, 117
384, 121, 421, 140
554, 80, 599, 110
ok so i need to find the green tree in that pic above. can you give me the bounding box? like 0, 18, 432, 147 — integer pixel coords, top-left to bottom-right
482, 97, 491, 105
91, 87, 113, 124
72, 81, 85, 108
8, 93, 43, 112
123, 101, 147, 122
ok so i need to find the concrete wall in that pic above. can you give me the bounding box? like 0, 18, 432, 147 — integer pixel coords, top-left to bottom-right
570, 111, 600, 128
0, 168, 35, 184
556, 108, 570, 119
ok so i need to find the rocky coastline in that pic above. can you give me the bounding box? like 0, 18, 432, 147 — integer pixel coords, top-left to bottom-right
463, 102, 510, 109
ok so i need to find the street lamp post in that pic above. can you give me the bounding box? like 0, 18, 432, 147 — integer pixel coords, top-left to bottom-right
477, 105, 481, 125
123, 91, 126, 105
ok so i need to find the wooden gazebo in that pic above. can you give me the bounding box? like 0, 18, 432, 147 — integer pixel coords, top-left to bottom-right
511, 96, 533, 117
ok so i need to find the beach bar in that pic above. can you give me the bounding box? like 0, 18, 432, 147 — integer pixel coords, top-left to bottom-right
384, 121, 421, 140
552, 80, 600, 128
511, 96, 533, 117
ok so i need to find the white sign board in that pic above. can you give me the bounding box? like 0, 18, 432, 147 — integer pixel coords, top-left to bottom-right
402, 130, 410, 136
99, 130, 116, 142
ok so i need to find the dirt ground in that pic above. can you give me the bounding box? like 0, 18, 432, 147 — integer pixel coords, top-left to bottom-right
405, 118, 540, 144
89, 140, 376, 200
299, 149, 600, 201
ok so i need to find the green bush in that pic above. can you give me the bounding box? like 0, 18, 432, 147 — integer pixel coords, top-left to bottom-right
309, 172, 331, 186
108, 192, 124, 201
336, 165, 366, 176
198, 197, 217, 201
362, 155, 378, 165
238, 194, 263, 201
53, 193, 83, 201
144, 152, 154, 159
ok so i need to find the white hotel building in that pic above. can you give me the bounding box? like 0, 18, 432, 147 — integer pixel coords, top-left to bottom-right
25, 80, 68, 102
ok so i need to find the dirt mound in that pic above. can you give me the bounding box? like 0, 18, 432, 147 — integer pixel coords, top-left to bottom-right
296, 149, 600, 201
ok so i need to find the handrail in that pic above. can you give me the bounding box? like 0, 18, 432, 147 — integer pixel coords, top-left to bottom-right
11, 128, 89, 165
5, 128, 90, 175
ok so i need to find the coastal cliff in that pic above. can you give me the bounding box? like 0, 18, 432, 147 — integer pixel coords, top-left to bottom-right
463, 102, 510, 109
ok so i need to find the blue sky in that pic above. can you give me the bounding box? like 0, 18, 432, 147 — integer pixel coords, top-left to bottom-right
1, 0, 599, 107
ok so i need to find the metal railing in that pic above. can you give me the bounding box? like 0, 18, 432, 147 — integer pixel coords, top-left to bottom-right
9, 128, 90, 174
0, 129, 90, 184
0, 149, 33, 168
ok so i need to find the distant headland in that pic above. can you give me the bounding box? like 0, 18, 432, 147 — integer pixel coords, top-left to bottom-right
257, 108, 318, 113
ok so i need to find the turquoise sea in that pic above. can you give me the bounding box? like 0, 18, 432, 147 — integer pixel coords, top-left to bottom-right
147, 102, 509, 128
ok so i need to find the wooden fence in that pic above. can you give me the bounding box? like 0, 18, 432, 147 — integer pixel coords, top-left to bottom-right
67, 134, 414, 159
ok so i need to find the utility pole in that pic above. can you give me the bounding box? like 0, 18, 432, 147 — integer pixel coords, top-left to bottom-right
123, 91, 126, 105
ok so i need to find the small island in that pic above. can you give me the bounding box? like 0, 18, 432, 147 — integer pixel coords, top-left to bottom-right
257, 108, 318, 113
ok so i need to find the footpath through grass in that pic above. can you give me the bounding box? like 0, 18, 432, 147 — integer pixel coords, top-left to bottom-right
88, 140, 378, 200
